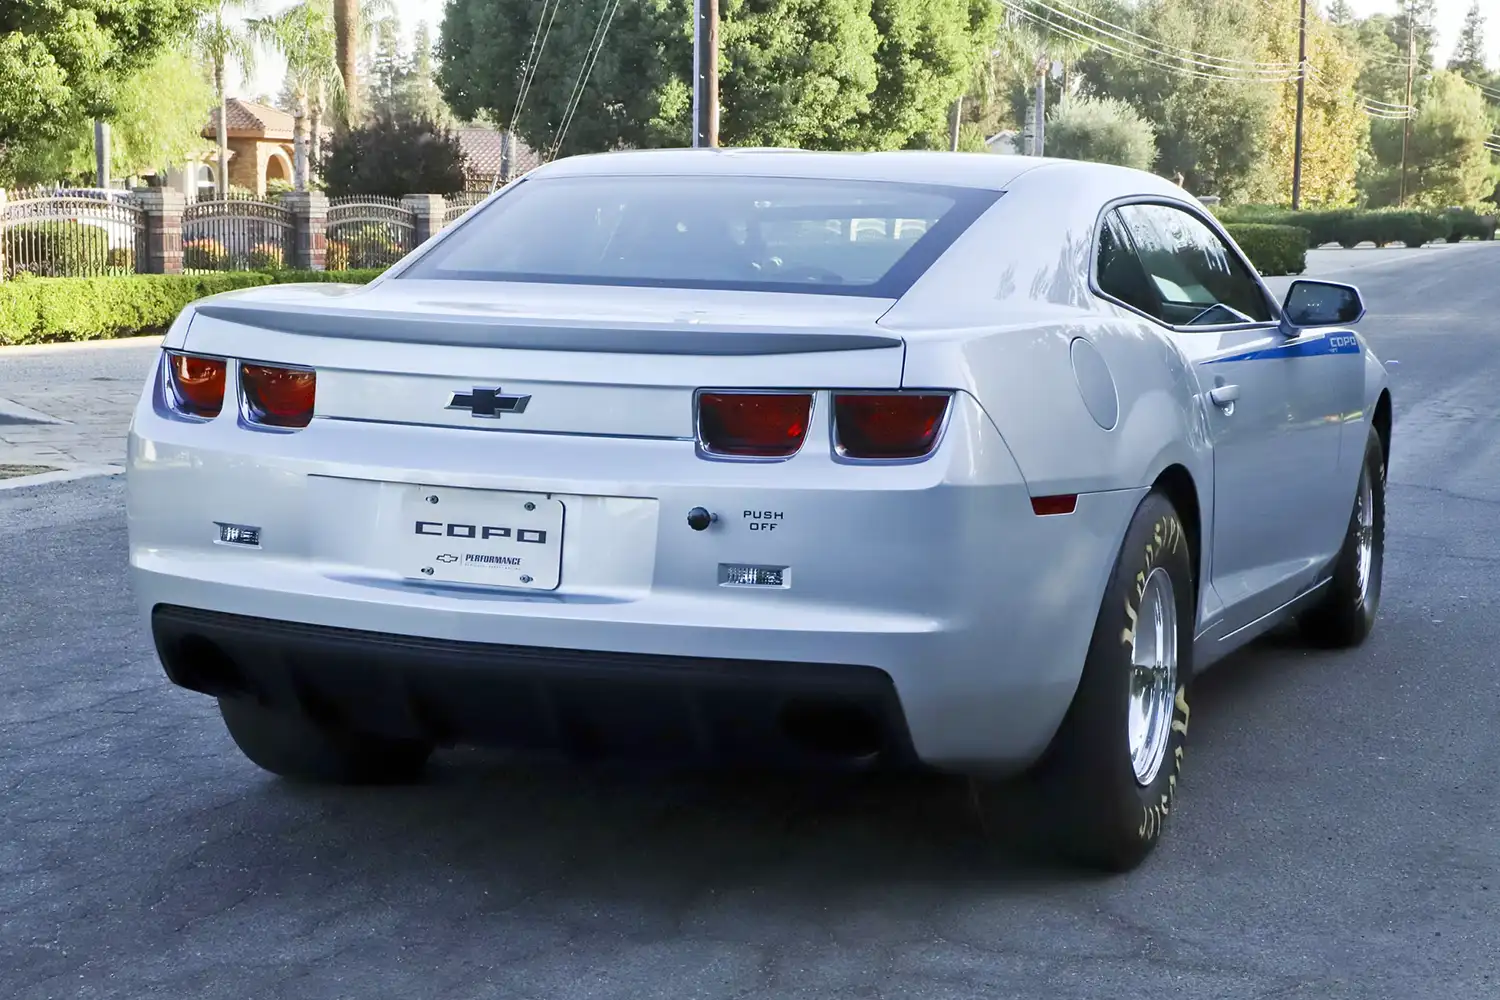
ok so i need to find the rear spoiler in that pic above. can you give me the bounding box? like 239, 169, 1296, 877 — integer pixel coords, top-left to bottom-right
192, 302, 902, 357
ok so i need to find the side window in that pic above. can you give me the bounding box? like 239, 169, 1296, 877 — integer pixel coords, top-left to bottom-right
1095, 211, 1159, 318
1116, 204, 1272, 325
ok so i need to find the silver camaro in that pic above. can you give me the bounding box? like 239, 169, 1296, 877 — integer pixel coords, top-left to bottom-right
126, 149, 1391, 871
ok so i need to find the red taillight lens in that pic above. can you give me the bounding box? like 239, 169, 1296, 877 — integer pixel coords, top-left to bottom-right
241, 363, 316, 428
697, 392, 812, 458
833, 392, 951, 460
166, 351, 226, 418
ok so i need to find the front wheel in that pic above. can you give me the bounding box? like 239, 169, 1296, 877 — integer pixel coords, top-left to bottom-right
1298, 426, 1385, 648
973, 490, 1196, 872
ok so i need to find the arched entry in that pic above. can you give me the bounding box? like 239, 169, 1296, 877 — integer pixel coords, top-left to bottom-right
264, 149, 292, 190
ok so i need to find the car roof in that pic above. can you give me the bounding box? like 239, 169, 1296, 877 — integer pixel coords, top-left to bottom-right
527, 147, 1164, 193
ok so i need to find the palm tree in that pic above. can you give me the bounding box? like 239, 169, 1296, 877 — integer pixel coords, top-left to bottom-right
252, 0, 343, 190
334, 0, 360, 124
193, 0, 263, 198
333, 0, 396, 127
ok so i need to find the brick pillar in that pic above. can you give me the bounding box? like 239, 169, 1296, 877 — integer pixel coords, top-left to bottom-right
282, 190, 329, 271
133, 188, 186, 275
401, 194, 447, 250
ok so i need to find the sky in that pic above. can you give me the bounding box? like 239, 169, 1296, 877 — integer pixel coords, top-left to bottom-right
230, 0, 1497, 101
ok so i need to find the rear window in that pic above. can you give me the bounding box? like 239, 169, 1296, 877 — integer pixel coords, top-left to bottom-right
398, 174, 1000, 297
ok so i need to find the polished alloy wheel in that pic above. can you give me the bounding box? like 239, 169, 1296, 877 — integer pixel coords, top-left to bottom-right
1354, 465, 1375, 605
1128, 566, 1177, 787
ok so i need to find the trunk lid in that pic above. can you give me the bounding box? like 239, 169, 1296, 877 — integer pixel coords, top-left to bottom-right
184, 279, 906, 440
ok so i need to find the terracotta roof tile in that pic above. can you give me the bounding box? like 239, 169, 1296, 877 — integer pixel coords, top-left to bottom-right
455, 128, 542, 178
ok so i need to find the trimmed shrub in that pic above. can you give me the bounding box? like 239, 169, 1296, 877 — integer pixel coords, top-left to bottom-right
0, 269, 386, 346
183, 238, 231, 271
248, 242, 285, 270
1045, 96, 1158, 171
3, 222, 112, 277
1211, 204, 1466, 248
1442, 208, 1498, 242
1225, 224, 1309, 276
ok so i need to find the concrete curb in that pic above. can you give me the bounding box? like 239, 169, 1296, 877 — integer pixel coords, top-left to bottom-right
0, 465, 123, 492
0, 336, 163, 358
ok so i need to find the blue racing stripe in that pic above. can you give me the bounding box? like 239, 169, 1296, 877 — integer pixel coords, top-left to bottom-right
1203, 333, 1361, 364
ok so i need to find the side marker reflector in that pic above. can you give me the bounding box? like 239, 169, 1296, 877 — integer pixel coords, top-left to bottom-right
1031, 494, 1078, 516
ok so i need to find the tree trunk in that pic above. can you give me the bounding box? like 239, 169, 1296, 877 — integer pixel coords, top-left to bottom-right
334, 0, 360, 127
216, 60, 229, 198
294, 96, 309, 192
310, 97, 322, 185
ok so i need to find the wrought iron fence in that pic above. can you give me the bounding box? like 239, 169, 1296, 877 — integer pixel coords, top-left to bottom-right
442, 191, 489, 227
1, 187, 146, 279
182, 193, 294, 271
326, 196, 415, 271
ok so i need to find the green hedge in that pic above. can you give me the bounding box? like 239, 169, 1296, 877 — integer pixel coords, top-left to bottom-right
1213, 204, 1498, 248
0, 269, 385, 346
1225, 224, 1309, 276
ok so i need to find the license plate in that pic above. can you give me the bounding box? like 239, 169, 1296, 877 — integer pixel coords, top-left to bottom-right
398, 486, 565, 590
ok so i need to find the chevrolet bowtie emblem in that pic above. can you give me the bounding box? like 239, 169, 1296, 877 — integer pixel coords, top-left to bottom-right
447, 386, 531, 418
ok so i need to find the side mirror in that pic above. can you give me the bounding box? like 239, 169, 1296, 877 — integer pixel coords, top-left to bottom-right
1281, 279, 1365, 331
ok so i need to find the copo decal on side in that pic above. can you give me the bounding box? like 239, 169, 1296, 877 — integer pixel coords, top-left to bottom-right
414, 521, 548, 544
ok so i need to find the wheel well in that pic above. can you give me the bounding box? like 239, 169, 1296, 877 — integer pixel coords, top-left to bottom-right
1373, 390, 1392, 478
1153, 464, 1201, 591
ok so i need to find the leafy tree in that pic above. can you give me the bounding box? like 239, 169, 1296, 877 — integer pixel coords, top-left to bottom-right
1247, 0, 1366, 206
1448, 2, 1489, 81
368, 19, 452, 124
0, 0, 208, 183
1046, 95, 1157, 169
4, 46, 215, 186
1080, 0, 1278, 198
1362, 71, 1496, 207
1326, 0, 1356, 27
320, 114, 468, 196
437, 0, 993, 157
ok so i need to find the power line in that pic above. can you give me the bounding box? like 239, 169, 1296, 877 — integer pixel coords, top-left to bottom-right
1012, 0, 1300, 78
1004, 3, 1300, 83
548, 0, 625, 160
1025, 0, 1300, 72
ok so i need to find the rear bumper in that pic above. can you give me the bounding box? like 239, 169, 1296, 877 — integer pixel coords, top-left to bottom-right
127, 379, 1148, 773
152, 605, 920, 769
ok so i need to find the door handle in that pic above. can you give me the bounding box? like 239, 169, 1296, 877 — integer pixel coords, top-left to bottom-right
1209, 384, 1241, 407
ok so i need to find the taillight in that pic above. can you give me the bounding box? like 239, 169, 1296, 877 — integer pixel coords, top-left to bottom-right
165, 351, 226, 418
833, 392, 951, 460
697, 391, 812, 458
241, 363, 316, 428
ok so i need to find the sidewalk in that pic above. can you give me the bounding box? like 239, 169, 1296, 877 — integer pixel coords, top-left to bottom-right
0, 337, 162, 477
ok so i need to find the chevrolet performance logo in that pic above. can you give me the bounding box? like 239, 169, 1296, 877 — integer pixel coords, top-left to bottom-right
447, 386, 531, 418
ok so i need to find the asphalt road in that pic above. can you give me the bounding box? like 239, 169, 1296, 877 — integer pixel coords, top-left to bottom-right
4, 245, 1500, 999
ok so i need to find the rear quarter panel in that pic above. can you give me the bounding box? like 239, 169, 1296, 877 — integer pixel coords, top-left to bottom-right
884, 161, 1216, 611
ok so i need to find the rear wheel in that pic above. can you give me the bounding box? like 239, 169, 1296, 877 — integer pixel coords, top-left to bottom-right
217, 696, 433, 784
973, 490, 1195, 872
1298, 426, 1385, 648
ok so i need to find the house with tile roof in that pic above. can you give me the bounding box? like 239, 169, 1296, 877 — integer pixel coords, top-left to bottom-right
164, 98, 333, 200
453, 128, 543, 190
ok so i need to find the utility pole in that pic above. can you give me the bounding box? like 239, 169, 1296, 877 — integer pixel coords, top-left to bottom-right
1033, 57, 1048, 156
1291, 0, 1308, 210
1399, 3, 1415, 207
949, 97, 963, 152
692, 0, 720, 148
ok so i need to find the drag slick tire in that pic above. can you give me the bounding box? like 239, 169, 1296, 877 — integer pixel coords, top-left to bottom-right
217, 696, 434, 784
974, 490, 1195, 873
1298, 426, 1385, 649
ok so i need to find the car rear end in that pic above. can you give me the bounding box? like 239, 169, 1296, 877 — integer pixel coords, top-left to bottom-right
126, 160, 1124, 775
